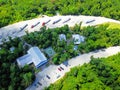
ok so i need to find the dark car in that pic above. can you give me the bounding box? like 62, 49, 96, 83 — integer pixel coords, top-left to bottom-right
60, 66, 64, 70
57, 75, 61, 78
58, 68, 61, 71
63, 18, 71, 23
101, 49, 105, 51
34, 22, 40, 27
34, 83, 38, 88
37, 82, 42, 86
86, 19, 95, 24
0, 35, 2, 39
12, 31, 16, 34
53, 19, 61, 24
42, 22, 45, 26
31, 25, 34, 28
45, 20, 51, 24
46, 75, 50, 79
20, 24, 28, 31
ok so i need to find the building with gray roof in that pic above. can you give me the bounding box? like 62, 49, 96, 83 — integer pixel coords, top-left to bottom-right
72, 34, 85, 44
59, 34, 66, 41
17, 47, 47, 68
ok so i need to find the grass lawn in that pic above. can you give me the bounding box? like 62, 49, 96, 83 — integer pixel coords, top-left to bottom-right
104, 22, 120, 29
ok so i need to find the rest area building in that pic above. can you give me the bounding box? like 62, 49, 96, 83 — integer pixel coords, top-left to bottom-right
17, 47, 47, 68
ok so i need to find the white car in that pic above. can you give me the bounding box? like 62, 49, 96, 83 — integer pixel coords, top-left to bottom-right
57, 75, 61, 78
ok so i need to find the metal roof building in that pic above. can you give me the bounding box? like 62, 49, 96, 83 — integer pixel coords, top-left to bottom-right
17, 47, 47, 68
59, 34, 66, 41
72, 34, 85, 44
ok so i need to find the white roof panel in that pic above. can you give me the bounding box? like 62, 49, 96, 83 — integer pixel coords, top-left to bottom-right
28, 47, 47, 67
59, 34, 66, 41
72, 34, 84, 44
17, 54, 32, 67
17, 47, 47, 68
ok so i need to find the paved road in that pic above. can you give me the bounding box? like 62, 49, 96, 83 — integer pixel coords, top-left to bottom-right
0, 15, 120, 44
26, 46, 120, 90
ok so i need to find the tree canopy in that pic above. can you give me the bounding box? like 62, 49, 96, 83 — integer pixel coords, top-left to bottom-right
1, 23, 120, 89
46, 53, 120, 90
0, 0, 120, 27
0, 37, 35, 90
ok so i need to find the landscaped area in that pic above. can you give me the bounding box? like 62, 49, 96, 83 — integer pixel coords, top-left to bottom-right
0, 0, 120, 89
1, 22, 120, 89
46, 53, 120, 90
0, 0, 120, 27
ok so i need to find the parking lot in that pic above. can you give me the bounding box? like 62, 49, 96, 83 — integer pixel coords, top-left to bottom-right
27, 64, 70, 90
0, 15, 120, 44
26, 46, 120, 90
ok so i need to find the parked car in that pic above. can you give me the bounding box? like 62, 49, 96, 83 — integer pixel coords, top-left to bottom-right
34, 22, 40, 27
12, 31, 16, 34
37, 82, 42, 86
0, 35, 2, 39
77, 53, 80, 56
45, 19, 51, 24
63, 18, 71, 23
46, 75, 50, 79
60, 66, 64, 70
34, 83, 38, 88
42, 22, 45, 26
31, 25, 34, 28
101, 49, 105, 51
86, 19, 95, 24
58, 68, 61, 71
20, 24, 28, 31
57, 75, 61, 78
53, 19, 61, 24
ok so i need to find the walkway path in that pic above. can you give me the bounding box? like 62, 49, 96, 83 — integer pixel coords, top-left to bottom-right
26, 46, 120, 90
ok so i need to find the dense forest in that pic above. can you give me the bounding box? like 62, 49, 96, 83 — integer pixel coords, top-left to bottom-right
0, 0, 120, 27
22, 23, 120, 64
0, 37, 35, 90
78, 23, 120, 53
46, 53, 120, 90
1, 23, 120, 89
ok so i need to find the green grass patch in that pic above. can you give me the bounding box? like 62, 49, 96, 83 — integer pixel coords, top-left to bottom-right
103, 22, 120, 29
